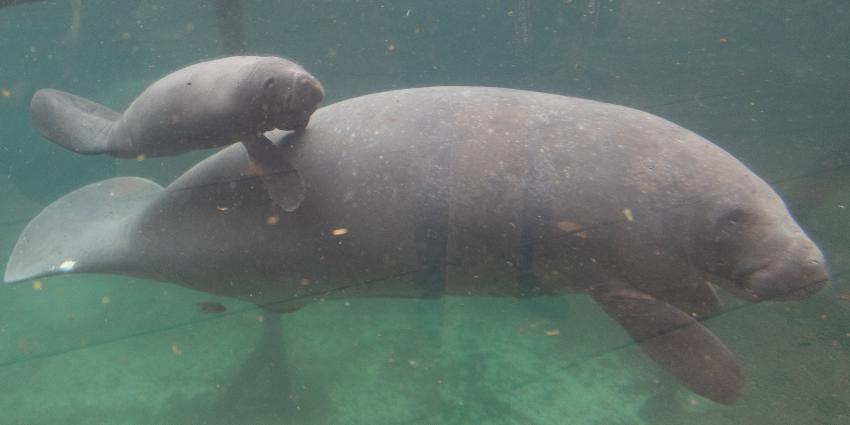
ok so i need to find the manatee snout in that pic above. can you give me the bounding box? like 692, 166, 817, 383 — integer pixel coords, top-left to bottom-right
283, 71, 324, 130
248, 63, 324, 132
740, 238, 828, 301
293, 71, 324, 106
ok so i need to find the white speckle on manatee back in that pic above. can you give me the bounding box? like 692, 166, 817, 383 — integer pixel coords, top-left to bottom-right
59, 260, 77, 272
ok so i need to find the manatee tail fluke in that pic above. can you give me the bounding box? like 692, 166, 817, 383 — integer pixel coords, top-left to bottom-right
30, 88, 120, 155
3, 178, 162, 283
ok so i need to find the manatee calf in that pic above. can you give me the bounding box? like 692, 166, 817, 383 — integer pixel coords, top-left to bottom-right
30, 55, 325, 210
4, 87, 828, 405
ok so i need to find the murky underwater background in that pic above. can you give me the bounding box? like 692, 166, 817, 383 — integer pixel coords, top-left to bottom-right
1, 1, 849, 424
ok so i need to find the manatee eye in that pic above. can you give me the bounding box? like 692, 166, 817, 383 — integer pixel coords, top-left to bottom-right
714, 208, 754, 243
264, 78, 275, 89
721, 209, 751, 226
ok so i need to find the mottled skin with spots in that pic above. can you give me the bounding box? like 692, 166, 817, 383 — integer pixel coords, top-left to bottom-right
29, 56, 323, 210
5, 87, 828, 405
30, 56, 324, 158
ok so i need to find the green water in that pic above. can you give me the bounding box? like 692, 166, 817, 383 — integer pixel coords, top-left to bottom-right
1, 1, 849, 424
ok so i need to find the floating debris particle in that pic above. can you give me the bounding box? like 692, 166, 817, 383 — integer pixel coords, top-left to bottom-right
545, 329, 561, 336
386, 41, 396, 53
719, 37, 729, 44
135, 154, 145, 161
256, 314, 265, 323
216, 206, 229, 212
622, 208, 634, 222
299, 278, 311, 286
332, 227, 348, 236
197, 301, 226, 313
59, 260, 77, 271
171, 343, 183, 356
101, 295, 111, 305
557, 221, 582, 232
266, 215, 280, 225
556, 220, 588, 238
1, 88, 10, 98
32, 280, 43, 291
184, 23, 195, 33
241, 160, 264, 176
120, 32, 131, 40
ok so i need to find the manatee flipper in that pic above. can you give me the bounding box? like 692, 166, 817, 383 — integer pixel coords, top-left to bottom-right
242, 134, 305, 212
30, 89, 120, 155
3, 177, 162, 283
639, 281, 723, 320
261, 168, 305, 213
590, 283, 744, 405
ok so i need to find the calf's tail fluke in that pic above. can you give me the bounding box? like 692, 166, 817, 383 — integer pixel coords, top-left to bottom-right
3, 177, 162, 283
30, 88, 120, 155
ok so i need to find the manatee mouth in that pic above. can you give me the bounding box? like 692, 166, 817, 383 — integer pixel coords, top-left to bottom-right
771, 277, 829, 301
736, 260, 829, 301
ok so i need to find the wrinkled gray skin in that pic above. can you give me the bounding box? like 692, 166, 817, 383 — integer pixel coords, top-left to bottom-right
29, 56, 323, 211
30, 56, 324, 158
4, 87, 828, 405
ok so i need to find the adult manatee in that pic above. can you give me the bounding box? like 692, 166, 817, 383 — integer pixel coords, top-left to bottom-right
4, 87, 829, 405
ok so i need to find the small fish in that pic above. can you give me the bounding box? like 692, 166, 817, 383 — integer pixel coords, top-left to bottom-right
197, 301, 227, 313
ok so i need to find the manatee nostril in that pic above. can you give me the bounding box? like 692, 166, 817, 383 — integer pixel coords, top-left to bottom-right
297, 75, 324, 100
264, 78, 275, 89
